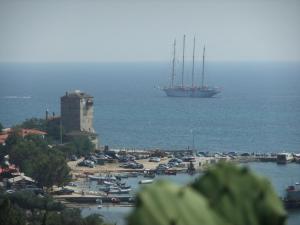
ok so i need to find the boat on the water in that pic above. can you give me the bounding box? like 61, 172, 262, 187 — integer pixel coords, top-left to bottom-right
293, 153, 300, 163
114, 173, 130, 179
276, 153, 293, 164
144, 170, 156, 178
162, 35, 220, 98
139, 179, 153, 184
106, 188, 131, 194
283, 182, 300, 209
89, 175, 117, 185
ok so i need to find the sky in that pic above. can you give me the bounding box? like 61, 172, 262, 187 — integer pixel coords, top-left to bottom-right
0, 0, 299, 62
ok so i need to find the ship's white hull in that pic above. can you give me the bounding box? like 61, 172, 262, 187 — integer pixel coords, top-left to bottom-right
163, 86, 220, 98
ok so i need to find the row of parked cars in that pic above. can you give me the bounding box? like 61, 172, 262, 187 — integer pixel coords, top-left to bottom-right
77, 153, 116, 168
154, 158, 186, 171
77, 151, 150, 168
119, 161, 144, 169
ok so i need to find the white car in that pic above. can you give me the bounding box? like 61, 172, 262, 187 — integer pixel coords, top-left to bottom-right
149, 157, 161, 162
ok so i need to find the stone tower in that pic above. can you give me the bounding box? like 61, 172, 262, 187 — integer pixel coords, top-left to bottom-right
61, 90, 98, 147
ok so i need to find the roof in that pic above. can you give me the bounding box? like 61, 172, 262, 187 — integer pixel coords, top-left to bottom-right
20, 129, 47, 137
0, 128, 47, 144
8, 175, 35, 183
0, 164, 19, 174
62, 90, 93, 99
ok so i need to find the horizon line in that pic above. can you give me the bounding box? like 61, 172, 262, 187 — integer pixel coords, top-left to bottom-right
0, 59, 300, 64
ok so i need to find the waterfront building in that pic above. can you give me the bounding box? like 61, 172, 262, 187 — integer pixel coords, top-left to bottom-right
60, 90, 98, 148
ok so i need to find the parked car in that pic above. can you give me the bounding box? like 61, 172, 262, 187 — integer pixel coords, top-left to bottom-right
120, 162, 144, 169
156, 163, 169, 170
53, 188, 74, 195
118, 156, 129, 163
183, 156, 196, 162
133, 162, 144, 169
77, 160, 95, 168
167, 162, 178, 168
169, 158, 183, 164
149, 157, 161, 162
70, 155, 78, 161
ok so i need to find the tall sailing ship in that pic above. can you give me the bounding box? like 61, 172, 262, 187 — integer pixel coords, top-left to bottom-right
162, 35, 221, 97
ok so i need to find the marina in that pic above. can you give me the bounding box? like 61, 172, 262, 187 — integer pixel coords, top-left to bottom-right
69, 162, 300, 225
53, 149, 300, 210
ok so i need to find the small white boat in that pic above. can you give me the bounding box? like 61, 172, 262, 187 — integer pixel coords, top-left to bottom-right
277, 153, 293, 164
103, 181, 115, 185
88, 175, 116, 182
293, 153, 300, 163
139, 179, 153, 184
107, 188, 131, 194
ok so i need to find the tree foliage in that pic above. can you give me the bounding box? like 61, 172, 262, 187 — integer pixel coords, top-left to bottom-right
8, 134, 71, 188
21, 118, 47, 131
31, 149, 71, 188
20, 117, 95, 157
0, 192, 106, 225
0, 197, 26, 225
69, 136, 95, 156
20, 117, 63, 142
0, 122, 3, 132
54, 136, 95, 158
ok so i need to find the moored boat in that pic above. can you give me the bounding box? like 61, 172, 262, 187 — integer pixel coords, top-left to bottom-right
293, 153, 300, 163
283, 182, 300, 209
89, 175, 117, 182
139, 179, 153, 184
106, 188, 131, 194
276, 153, 293, 164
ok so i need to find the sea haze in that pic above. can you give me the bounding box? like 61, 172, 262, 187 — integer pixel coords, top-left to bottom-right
0, 62, 299, 152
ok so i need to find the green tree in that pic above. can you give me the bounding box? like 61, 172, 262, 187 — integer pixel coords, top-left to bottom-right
0, 197, 26, 225
8, 137, 71, 189
9, 139, 41, 172
83, 214, 105, 225
3, 129, 22, 149
21, 118, 47, 131
30, 150, 71, 188
45, 119, 64, 142
0, 122, 3, 132
20, 117, 64, 142
70, 136, 95, 156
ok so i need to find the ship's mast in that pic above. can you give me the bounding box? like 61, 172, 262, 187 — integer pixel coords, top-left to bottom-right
181, 35, 186, 88
171, 39, 176, 88
201, 45, 205, 88
192, 36, 196, 87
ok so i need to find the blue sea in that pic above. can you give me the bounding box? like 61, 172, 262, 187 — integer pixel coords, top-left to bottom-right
0, 62, 299, 152
0, 62, 300, 224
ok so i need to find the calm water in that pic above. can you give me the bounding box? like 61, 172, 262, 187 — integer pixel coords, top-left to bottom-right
0, 62, 300, 152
